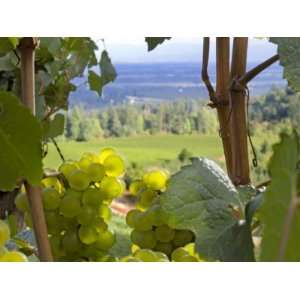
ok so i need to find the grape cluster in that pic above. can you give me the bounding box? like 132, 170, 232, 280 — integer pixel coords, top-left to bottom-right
15, 148, 125, 262
0, 220, 28, 262
127, 170, 200, 262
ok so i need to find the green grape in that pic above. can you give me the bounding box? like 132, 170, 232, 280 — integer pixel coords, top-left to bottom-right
155, 225, 175, 243
94, 230, 116, 251
82, 187, 103, 207
49, 235, 65, 258
134, 212, 153, 231
130, 230, 144, 246
0, 246, 8, 257
0, 251, 28, 262
172, 230, 195, 247
126, 209, 142, 228
99, 176, 124, 199
82, 152, 100, 163
120, 256, 142, 262
98, 147, 116, 164
45, 211, 64, 235
77, 205, 97, 225
0, 220, 10, 247
68, 169, 90, 191
86, 163, 105, 182
155, 242, 173, 256
62, 230, 82, 254
82, 245, 106, 259
143, 170, 168, 191
78, 156, 93, 171
95, 255, 117, 262
93, 218, 108, 233
98, 204, 112, 221
59, 189, 82, 218
42, 187, 61, 211
63, 217, 78, 231
41, 176, 63, 193
15, 192, 30, 212
103, 154, 125, 177
129, 180, 145, 196
134, 249, 157, 262
139, 230, 157, 249
171, 247, 190, 262
79, 225, 99, 245
24, 212, 33, 228
179, 255, 198, 262
154, 251, 169, 262
146, 205, 165, 227
59, 161, 79, 179
136, 189, 157, 210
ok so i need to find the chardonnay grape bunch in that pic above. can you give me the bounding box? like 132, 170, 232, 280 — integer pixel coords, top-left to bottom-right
16, 148, 125, 262
0, 220, 28, 262
127, 170, 200, 262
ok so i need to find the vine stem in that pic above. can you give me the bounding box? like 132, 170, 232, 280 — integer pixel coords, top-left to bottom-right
51, 138, 65, 163
19, 37, 53, 262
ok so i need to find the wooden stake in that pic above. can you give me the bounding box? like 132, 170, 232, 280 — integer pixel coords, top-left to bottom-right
19, 37, 53, 261
230, 37, 250, 185
215, 37, 233, 179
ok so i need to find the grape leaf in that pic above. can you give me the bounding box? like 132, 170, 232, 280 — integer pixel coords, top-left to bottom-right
0, 38, 19, 56
145, 37, 171, 51
160, 158, 255, 261
270, 38, 300, 92
42, 113, 65, 139
88, 70, 102, 94
260, 132, 300, 261
0, 92, 43, 191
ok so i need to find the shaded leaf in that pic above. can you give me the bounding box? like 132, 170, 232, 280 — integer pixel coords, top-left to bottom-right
42, 113, 65, 139
160, 158, 254, 261
260, 132, 300, 261
0, 38, 19, 56
145, 37, 171, 51
0, 92, 43, 190
88, 70, 102, 93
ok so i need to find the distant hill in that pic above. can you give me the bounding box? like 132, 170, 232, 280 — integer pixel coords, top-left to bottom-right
69, 62, 286, 109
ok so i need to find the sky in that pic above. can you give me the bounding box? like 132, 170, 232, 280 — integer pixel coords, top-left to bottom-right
95, 37, 278, 64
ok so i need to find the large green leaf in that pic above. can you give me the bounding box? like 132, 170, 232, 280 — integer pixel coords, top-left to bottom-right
0, 92, 43, 191
0, 38, 19, 56
42, 113, 65, 139
260, 132, 300, 261
145, 37, 171, 51
270, 38, 300, 92
160, 158, 255, 261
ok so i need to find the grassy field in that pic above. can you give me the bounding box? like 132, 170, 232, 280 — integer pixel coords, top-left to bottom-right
44, 134, 224, 170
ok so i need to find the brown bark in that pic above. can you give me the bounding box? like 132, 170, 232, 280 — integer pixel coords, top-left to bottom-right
230, 37, 250, 185
215, 37, 233, 179
19, 37, 53, 261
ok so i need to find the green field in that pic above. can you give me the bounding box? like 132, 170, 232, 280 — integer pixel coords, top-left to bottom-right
44, 134, 224, 170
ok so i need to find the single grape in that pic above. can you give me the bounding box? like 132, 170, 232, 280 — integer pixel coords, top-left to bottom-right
49, 235, 65, 258
146, 205, 165, 227
82, 152, 100, 163
98, 204, 112, 221
155, 225, 175, 243
179, 255, 198, 262
172, 230, 195, 247
41, 176, 63, 193
95, 255, 117, 262
136, 189, 157, 210
155, 242, 173, 256
15, 192, 30, 212
143, 170, 168, 191
138, 230, 157, 249
134, 212, 153, 231
99, 176, 124, 199
93, 218, 108, 233
68, 169, 90, 191
78, 156, 93, 171
129, 180, 145, 196
45, 211, 64, 235
94, 230, 116, 251
120, 256, 142, 262
0, 220, 10, 247
103, 154, 125, 177
42, 187, 61, 211
79, 225, 99, 245
134, 249, 157, 262
98, 147, 116, 164
77, 205, 97, 225
82, 187, 103, 207
62, 230, 82, 254
59, 189, 82, 218
154, 251, 169, 262
0, 251, 28, 262
59, 161, 79, 179
86, 163, 105, 182
126, 209, 142, 228
171, 247, 190, 262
